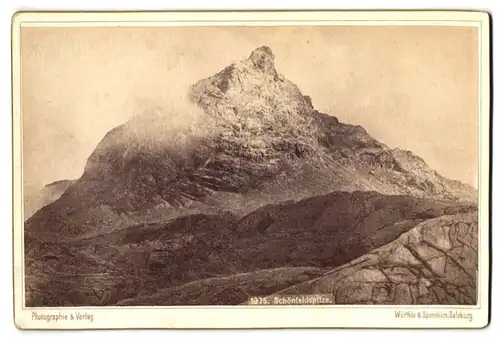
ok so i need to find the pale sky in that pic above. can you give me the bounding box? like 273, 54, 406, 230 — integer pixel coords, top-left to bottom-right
21, 26, 478, 194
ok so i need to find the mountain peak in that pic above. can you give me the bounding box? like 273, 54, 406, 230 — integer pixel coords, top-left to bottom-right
26, 46, 477, 235
188, 46, 311, 122
248, 46, 276, 73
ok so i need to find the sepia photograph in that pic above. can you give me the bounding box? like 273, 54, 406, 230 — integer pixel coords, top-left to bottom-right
11, 10, 491, 329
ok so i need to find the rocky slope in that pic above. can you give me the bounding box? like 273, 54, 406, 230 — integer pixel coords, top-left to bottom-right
25, 191, 476, 306
118, 212, 478, 306
263, 212, 478, 305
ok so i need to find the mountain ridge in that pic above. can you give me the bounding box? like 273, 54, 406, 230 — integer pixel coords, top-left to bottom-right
24, 46, 478, 307
25, 46, 476, 238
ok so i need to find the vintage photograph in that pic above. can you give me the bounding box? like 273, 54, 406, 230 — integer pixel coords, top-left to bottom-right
12, 11, 490, 329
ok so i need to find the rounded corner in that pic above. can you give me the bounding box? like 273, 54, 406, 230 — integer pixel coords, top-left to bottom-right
478, 11, 492, 25
476, 315, 491, 329
11, 12, 25, 29
13, 315, 26, 331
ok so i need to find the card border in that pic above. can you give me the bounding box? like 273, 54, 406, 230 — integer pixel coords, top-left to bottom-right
11, 10, 492, 330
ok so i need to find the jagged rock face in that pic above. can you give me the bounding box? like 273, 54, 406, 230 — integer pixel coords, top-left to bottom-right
187, 46, 476, 206
25, 46, 476, 238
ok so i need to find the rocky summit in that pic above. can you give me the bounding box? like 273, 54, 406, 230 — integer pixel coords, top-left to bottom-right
24, 47, 478, 306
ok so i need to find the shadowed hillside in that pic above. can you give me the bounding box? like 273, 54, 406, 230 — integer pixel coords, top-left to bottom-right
25, 191, 476, 306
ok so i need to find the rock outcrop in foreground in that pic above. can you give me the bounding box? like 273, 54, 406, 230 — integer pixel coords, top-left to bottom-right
265, 212, 477, 305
